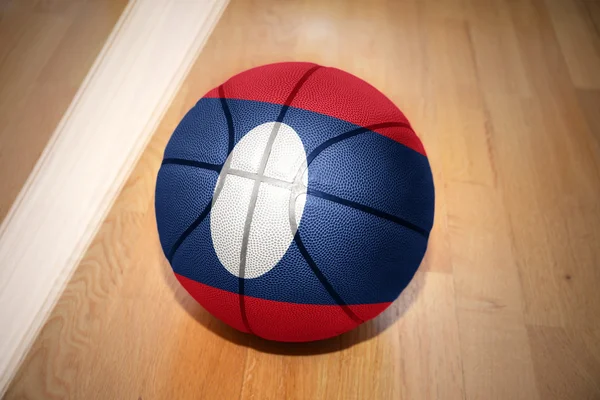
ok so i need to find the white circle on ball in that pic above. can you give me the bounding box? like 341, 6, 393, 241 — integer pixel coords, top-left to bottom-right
210, 122, 308, 279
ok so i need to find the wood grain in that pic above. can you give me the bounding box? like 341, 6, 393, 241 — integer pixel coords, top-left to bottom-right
4, 0, 600, 398
0, 0, 128, 223
0, 1, 228, 392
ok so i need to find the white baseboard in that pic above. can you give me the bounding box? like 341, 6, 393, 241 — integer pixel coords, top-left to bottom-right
0, 0, 228, 392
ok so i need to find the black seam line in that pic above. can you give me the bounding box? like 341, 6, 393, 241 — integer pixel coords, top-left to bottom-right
218, 85, 235, 154
276, 65, 322, 123
307, 188, 430, 238
238, 65, 321, 335
167, 202, 212, 263
162, 158, 222, 172
306, 122, 411, 166
238, 278, 253, 334
162, 120, 420, 261
294, 233, 364, 325
161, 121, 410, 176
209, 95, 421, 155
165, 87, 234, 265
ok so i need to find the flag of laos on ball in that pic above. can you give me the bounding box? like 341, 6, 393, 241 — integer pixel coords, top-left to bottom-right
155, 62, 434, 342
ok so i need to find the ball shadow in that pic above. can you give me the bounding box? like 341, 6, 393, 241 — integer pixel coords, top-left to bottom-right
159, 244, 425, 356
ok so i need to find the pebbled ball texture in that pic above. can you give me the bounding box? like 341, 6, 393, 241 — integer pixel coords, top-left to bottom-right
155, 62, 435, 342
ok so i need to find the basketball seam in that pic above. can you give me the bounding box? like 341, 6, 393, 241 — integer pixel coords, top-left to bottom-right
294, 233, 364, 324
167, 202, 212, 263
162, 158, 222, 172
219, 85, 235, 154
163, 116, 429, 325
161, 119, 431, 237
164, 88, 236, 263
306, 122, 411, 164
160, 159, 429, 239
306, 188, 429, 238
202, 96, 425, 157
163, 71, 427, 332
235, 65, 322, 334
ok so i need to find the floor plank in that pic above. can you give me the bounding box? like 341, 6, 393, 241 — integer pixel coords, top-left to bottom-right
0, 0, 128, 222
447, 182, 538, 400
500, 0, 600, 328
4, 0, 600, 398
545, 0, 600, 89
528, 325, 600, 399
578, 89, 600, 143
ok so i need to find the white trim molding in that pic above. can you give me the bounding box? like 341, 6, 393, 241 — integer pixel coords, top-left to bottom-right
0, 0, 228, 392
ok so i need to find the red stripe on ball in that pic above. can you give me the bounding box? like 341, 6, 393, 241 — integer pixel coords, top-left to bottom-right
204, 62, 426, 156
176, 273, 391, 342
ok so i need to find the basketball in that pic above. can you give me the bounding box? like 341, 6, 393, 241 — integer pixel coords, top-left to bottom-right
155, 62, 434, 342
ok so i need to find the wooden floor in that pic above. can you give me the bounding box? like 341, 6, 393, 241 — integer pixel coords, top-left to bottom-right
0, 0, 128, 223
5, 0, 600, 398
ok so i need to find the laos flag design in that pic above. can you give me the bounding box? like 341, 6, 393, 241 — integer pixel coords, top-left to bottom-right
155, 62, 435, 342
